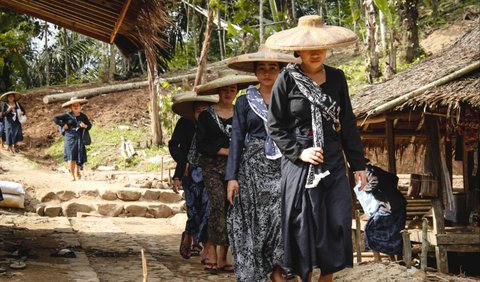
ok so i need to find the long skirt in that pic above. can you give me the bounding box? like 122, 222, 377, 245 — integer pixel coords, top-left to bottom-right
183, 164, 209, 245
63, 130, 87, 167
4, 119, 23, 146
365, 208, 406, 255
281, 140, 353, 280
201, 156, 228, 246
228, 138, 284, 282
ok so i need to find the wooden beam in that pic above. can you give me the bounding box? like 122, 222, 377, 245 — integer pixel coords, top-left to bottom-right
386, 118, 397, 173
110, 0, 133, 44
44, 0, 120, 20
0, 0, 110, 43
436, 233, 480, 245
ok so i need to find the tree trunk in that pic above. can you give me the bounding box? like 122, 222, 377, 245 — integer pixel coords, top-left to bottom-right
194, 8, 214, 88
147, 60, 163, 145
398, 0, 422, 63
101, 43, 109, 82
291, 0, 296, 19
379, 10, 388, 54
109, 44, 116, 81
259, 0, 264, 43
138, 51, 145, 74
44, 21, 50, 86
363, 0, 381, 82
63, 28, 69, 85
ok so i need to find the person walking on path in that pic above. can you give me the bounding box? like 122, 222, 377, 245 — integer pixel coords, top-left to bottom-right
266, 15, 367, 282
169, 91, 218, 261
1, 91, 26, 155
53, 97, 92, 181
195, 74, 258, 274
225, 45, 300, 282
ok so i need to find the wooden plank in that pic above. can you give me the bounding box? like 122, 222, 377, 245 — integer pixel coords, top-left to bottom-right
110, 0, 133, 43
386, 118, 396, 173
0, 0, 110, 43
436, 233, 480, 245
401, 230, 412, 269
445, 138, 453, 187
355, 210, 362, 263
445, 245, 480, 252
42, 0, 120, 20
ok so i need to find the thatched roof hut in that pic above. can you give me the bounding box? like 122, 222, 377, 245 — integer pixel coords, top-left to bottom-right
352, 23, 479, 119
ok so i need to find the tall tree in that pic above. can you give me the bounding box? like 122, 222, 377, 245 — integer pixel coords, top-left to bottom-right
259, 0, 264, 43
363, 0, 381, 82
397, 0, 422, 63
44, 21, 50, 86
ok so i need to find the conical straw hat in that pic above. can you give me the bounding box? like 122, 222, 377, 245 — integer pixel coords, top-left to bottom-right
227, 44, 301, 73
172, 91, 219, 120
0, 91, 22, 102
62, 97, 88, 108
195, 74, 258, 96
265, 15, 358, 51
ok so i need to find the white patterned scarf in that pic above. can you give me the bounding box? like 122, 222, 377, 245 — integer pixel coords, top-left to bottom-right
207, 105, 232, 139
287, 63, 341, 188
246, 86, 282, 160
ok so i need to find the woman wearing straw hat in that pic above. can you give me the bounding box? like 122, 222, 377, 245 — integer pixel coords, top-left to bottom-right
225, 45, 299, 281
266, 15, 367, 282
169, 91, 218, 260
1, 91, 26, 155
196, 74, 258, 274
53, 97, 92, 181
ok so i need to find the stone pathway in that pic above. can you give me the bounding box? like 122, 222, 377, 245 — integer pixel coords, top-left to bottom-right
0, 214, 235, 282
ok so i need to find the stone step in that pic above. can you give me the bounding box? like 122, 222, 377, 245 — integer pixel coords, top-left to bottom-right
39, 187, 184, 204
38, 199, 185, 219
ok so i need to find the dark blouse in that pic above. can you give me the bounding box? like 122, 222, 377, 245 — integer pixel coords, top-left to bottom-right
2, 102, 26, 124
268, 65, 365, 172
168, 117, 195, 179
196, 109, 232, 158
225, 94, 267, 180
53, 112, 92, 134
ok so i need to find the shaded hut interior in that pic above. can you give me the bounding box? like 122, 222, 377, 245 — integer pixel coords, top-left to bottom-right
351, 23, 480, 273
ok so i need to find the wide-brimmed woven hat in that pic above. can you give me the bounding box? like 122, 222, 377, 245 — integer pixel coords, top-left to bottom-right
195, 74, 258, 95
172, 91, 219, 120
0, 91, 22, 102
227, 44, 301, 73
265, 15, 358, 51
62, 97, 88, 108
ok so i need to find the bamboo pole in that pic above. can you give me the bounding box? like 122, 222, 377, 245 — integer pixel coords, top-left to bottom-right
401, 229, 412, 269
355, 210, 362, 263
194, 8, 214, 88
421, 217, 429, 270
367, 61, 480, 117
141, 248, 148, 282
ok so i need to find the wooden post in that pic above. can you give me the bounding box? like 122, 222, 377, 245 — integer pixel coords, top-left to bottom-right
445, 137, 453, 187
355, 209, 362, 263
424, 115, 449, 273
161, 156, 164, 181
421, 217, 429, 270
386, 117, 396, 173
401, 229, 412, 269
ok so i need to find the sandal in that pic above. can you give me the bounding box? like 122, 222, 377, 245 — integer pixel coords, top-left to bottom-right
218, 264, 234, 273
204, 262, 218, 275
190, 244, 202, 257
179, 232, 191, 259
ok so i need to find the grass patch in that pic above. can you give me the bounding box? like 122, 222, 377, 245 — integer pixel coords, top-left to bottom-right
46, 123, 169, 171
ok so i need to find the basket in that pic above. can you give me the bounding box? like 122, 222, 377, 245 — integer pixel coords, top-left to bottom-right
407, 173, 438, 199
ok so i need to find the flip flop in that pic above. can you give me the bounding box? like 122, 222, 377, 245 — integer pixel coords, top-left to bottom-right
179, 232, 191, 259
204, 262, 218, 275
190, 244, 202, 257
9, 261, 26, 269
218, 264, 234, 273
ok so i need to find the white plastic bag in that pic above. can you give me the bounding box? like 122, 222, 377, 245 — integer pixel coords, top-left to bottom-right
0, 181, 25, 195
0, 193, 25, 209
353, 182, 379, 216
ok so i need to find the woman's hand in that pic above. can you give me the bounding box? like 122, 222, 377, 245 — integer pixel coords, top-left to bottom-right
63, 124, 69, 130
227, 180, 239, 205
172, 178, 181, 194
79, 121, 88, 128
299, 147, 324, 165
218, 147, 229, 156
354, 170, 367, 191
